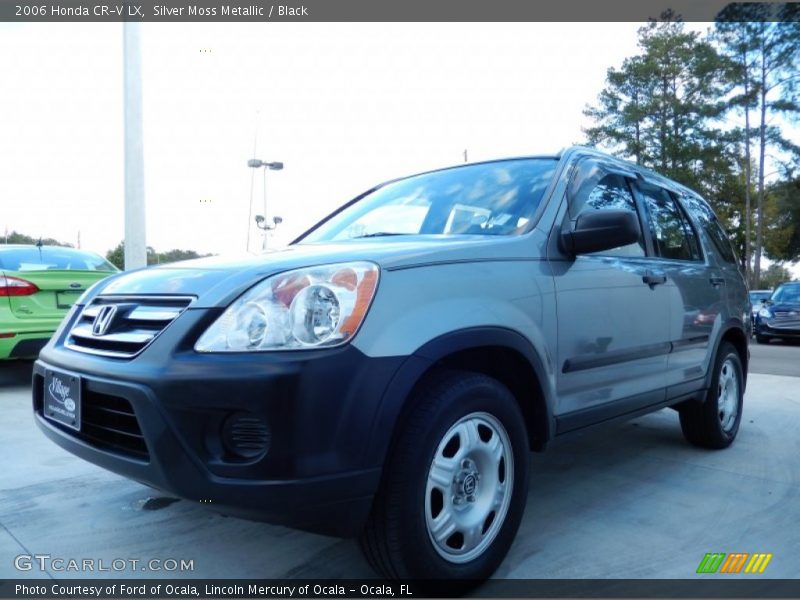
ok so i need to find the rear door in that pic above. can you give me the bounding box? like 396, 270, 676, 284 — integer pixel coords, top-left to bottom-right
550, 159, 672, 429
633, 182, 723, 395
681, 193, 749, 342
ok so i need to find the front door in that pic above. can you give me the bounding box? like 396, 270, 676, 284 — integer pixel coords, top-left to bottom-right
550, 160, 672, 431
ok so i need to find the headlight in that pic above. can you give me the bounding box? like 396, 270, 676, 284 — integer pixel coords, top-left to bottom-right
758, 307, 772, 319
195, 262, 379, 352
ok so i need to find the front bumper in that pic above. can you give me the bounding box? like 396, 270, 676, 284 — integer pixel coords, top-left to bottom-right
756, 321, 800, 339
33, 307, 405, 537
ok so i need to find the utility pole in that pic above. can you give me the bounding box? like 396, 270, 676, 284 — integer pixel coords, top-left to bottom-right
464, 149, 468, 163
123, 23, 147, 270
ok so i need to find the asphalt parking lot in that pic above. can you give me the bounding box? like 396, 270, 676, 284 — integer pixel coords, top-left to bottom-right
1, 343, 799, 581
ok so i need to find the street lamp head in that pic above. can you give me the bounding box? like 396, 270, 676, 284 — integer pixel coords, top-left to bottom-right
254, 214, 283, 231
247, 159, 284, 170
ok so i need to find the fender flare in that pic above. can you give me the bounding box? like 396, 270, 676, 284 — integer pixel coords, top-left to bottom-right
704, 318, 749, 391
365, 326, 555, 465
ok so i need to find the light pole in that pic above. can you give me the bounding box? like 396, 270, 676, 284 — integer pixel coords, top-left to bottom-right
247, 159, 283, 251
123, 22, 147, 270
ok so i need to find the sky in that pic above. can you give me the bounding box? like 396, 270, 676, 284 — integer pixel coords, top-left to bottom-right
0, 21, 646, 255
1, 20, 795, 275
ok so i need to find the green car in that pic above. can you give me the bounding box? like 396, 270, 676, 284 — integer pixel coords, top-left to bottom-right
0, 245, 118, 360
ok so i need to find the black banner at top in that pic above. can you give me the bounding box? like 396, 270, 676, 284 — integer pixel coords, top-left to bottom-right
1, 0, 799, 22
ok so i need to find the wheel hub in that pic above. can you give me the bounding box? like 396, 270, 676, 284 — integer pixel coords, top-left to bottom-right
453, 459, 480, 502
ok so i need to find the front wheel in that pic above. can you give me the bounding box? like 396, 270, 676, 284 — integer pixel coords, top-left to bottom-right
679, 341, 744, 449
360, 370, 529, 587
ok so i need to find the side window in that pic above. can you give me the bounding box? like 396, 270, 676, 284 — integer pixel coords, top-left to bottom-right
572, 173, 645, 257
682, 195, 738, 264
705, 219, 737, 264
639, 185, 701, 261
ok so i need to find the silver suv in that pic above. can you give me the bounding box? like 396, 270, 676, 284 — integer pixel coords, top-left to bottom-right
33, 146, 749, 586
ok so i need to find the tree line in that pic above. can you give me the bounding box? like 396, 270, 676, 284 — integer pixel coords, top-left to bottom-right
584, 4, 800, 288
104, 241, 211, 269
1, 232, 209, 270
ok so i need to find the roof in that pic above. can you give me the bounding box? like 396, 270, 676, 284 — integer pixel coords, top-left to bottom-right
0, 244, 75, 250
413, 146, 702, 200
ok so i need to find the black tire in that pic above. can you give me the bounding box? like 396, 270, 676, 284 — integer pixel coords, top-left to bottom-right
679, 341, 744, 449
756, 334, 771, 344
359, 369, 529, 589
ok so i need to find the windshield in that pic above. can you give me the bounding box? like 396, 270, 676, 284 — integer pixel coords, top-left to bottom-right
749, 291, 772, 303
771, 284, 800, 304
770, 284, 800, 304
0, 247, 118, 272
298, 158, 558, 243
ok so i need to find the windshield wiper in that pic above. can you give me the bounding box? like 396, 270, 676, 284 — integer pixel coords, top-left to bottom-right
351, 232, 411, 239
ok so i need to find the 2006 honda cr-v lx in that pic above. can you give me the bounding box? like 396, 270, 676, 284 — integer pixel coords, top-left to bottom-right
33, 146, 749, 584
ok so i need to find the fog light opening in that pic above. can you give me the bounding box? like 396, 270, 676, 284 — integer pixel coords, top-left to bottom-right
221, 412, 271, 460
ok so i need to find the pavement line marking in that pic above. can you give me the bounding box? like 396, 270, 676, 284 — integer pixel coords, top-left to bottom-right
0, 519, 56, 581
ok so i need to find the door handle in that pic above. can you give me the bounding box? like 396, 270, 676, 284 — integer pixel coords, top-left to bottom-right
642, 270, 667, 287
710, 276, 725, 287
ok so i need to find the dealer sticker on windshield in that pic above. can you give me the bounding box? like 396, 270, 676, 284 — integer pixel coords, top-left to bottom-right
44, 369, 81, 431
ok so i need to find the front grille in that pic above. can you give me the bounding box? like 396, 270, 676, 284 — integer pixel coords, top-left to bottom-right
37, 376, 150, 461
773, 311, 800, 320
769, 311, 800, 329
79, 391, 149, 460
65, 295, 192, 358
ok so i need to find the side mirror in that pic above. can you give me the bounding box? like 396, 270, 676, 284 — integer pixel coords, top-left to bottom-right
561, 209, 640, 256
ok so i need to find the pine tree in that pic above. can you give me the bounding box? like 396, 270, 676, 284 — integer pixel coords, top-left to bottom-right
714, 7, 763, 282
716, 4, 800, 286
584, 15, 731, 201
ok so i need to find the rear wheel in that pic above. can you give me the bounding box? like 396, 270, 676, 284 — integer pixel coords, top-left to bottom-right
679, 341, 744, 449
360, 370, 529, 588
756, 334, 771, 344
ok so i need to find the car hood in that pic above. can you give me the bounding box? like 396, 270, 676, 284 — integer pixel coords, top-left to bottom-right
94, 235, 530, 308
766, 302, 800, 313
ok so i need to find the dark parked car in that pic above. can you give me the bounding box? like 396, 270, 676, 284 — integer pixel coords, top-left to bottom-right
754, 282, 800, 344
33, 147, 749, 585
